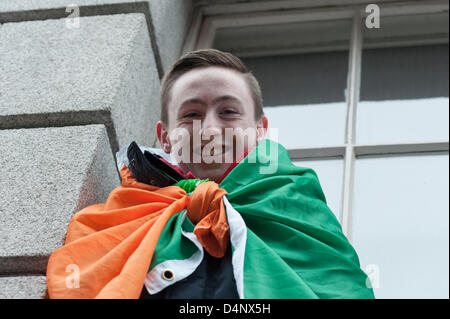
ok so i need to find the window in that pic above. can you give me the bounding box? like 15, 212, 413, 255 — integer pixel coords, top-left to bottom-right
352, 154, 449, 298
242, 52, 349, 149
186, 0, 449, 298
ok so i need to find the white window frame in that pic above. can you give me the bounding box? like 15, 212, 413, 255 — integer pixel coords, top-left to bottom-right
182, 0, 450, 241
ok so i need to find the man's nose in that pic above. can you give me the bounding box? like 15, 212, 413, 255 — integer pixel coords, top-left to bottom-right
200, 112, 222, 140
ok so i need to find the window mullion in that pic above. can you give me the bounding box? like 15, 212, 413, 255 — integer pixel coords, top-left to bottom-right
341, 8, 363, 241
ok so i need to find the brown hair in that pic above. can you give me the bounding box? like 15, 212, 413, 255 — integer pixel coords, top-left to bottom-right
159, 48, 263, 125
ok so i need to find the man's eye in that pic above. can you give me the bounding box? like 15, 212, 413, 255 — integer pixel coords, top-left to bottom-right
184, 112, 200, 118
222, 109, 238, 115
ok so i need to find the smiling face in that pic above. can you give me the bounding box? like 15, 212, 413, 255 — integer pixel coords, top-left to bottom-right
157, 66, 268, 182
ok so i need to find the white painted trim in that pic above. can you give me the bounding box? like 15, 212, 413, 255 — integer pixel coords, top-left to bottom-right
341, 10, 363, 241
196, 14, 217, 49
215, 35, 448, 59
375, 1, 449, 17
287, 141, 450, 161
363, 36, 449, 50
341, 145, 357, 241
354, 142, 450, 156
194, 0, 448, 52
345, 11, 362, 145
289, 146, 346, 160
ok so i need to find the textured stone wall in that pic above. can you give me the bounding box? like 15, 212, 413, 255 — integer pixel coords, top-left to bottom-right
0, 0, 193, 298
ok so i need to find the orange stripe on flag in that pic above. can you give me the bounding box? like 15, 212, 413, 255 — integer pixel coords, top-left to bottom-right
46, 165, 229, 299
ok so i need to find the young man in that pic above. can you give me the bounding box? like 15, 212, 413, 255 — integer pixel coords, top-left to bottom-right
46, 49, 375, 299
156, 49, 268, 184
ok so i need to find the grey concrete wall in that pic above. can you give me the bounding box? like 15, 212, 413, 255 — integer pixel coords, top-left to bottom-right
0, 0, 193, 298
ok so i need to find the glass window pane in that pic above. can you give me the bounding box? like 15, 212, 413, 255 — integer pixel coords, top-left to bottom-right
294, 159, 343, 222
242, 48, 350, 148
241, 49, 350, 109
358, 12, 449, 144
265, 103, 346, 148
356, 97, 449, 144
352, 154, 449, 299
213, 19, 352, 149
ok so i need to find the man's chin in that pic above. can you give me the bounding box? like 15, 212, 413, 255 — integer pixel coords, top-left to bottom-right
184, 163, 228, 182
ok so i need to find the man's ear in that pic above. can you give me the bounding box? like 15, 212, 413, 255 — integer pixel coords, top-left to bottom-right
156, 121, 172, 154
256, 115, 268, 142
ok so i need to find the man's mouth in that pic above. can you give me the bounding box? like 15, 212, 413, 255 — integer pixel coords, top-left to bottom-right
194, 145, 231, 157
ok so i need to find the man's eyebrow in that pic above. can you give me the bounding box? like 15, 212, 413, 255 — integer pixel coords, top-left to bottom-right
180, 95, 242, 108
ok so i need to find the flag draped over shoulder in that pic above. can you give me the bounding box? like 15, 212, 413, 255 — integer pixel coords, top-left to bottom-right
46, 139, 375, 299
220, 140, 374, 298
